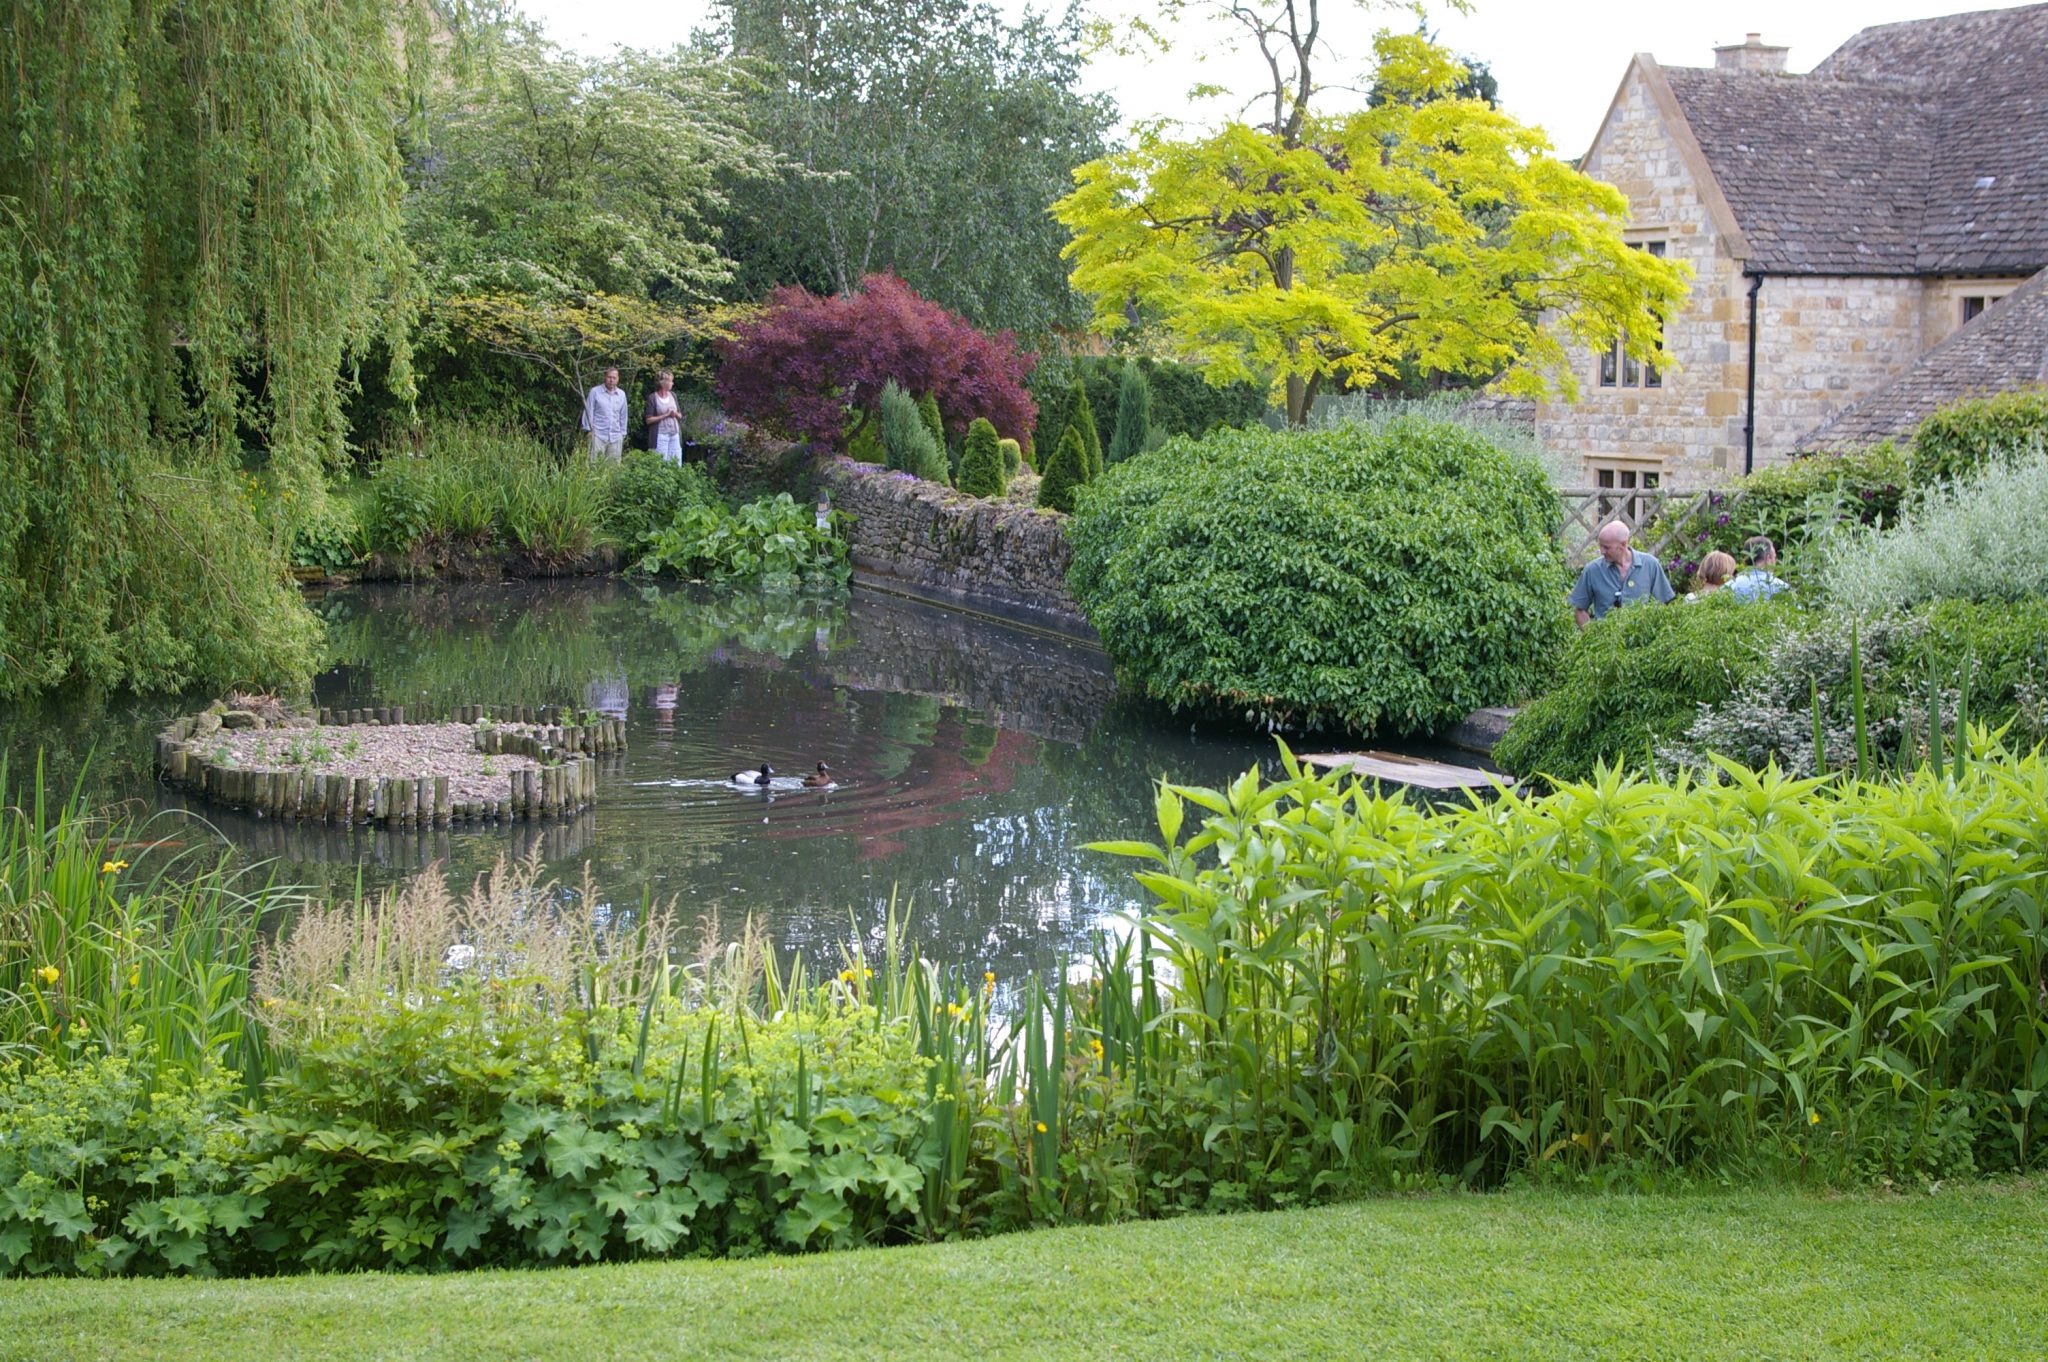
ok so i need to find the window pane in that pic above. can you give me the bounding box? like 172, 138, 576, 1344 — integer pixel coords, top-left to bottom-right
1646, 241, 1667, 257
1597, 469, 1615, 488
1643, 471, 1661, 489
1963, 296, 1985, 322
1599, 346, 1616, 386
1622, 353, 1641, 386
1645, 361, 1661, 388
1619, 470, 1637, 489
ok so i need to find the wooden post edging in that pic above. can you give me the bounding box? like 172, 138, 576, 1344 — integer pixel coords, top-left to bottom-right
155, 700, 617, 825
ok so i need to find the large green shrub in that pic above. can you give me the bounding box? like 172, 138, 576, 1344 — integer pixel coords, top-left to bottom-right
1909, 388, 2048, 486
879, 381, 948, 484
1819, 449, 2048, 615
1035, 426, 1087, 514
1491, 595, 1791, 783
1646, 442, 1907, 587
1106, 364, 1152, 465
955, 419, 1006, 498
1067, 420, 1570, 734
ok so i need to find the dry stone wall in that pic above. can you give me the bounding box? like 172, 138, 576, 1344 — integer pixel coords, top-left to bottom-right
820, 459, 1091, 635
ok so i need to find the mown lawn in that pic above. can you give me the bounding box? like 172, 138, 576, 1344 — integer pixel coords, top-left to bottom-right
5, 1185, 2044, 1362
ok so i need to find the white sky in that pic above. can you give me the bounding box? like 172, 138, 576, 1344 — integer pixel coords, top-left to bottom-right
520, 0, 2036, 159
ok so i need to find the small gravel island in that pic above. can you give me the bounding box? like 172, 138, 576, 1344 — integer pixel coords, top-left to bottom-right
155, 696, 625, 824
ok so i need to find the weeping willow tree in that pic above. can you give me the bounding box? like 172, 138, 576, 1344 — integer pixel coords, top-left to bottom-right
0, 0, 433, 698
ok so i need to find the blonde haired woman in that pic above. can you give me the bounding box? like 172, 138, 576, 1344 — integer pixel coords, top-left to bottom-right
1686, 550, 1736, 601
646, 370, 682, 462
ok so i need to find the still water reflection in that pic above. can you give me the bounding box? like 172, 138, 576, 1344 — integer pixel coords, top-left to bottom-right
2, 580, 1293, 975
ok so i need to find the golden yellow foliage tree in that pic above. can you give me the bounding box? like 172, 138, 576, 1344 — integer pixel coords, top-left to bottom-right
1054, 30, 1689, 424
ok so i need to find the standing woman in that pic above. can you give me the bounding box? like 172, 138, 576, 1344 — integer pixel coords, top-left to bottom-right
646, 370, 682, 462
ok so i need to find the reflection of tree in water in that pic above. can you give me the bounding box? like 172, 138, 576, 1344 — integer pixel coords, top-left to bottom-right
318, 580, 849, 709
8, 578, 1295, 982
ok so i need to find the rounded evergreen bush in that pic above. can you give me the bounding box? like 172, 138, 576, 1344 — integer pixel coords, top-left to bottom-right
1067, 420, 1571, 734
1908, 388, 2048, 486
1492, 595, 1793, 784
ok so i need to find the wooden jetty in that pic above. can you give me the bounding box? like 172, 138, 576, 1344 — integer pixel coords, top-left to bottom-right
1300, 749, 1513, 793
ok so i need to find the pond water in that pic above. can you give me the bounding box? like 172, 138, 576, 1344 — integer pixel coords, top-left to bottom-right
3, 579, 1362, 976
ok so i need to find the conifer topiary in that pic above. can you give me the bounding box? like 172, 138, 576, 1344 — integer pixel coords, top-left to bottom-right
1037, 425, 1088, 513
881, 380, 948, 484
997, 437, 1021, 480
1107, 363, 1152, 465
917, 392, 946, 452
1067, 379, 1104, 481
956, 418, 1006, 498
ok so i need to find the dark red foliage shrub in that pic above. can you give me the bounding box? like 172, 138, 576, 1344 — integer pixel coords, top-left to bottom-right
717, 274, 1037, 448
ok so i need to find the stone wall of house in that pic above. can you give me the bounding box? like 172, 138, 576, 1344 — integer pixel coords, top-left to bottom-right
819, 459, 1090, 635
1752, 274, 1924, 454
1918, 275, 2034, 351
1535, 64, 1751, 490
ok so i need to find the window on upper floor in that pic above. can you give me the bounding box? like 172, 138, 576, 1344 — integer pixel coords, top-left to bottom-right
1597, 242, 1666, 389
1961, 294, 2006, 325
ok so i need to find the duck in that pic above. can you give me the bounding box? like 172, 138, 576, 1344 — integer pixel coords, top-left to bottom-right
732, 763, 774, 787
802, 762, 834, 788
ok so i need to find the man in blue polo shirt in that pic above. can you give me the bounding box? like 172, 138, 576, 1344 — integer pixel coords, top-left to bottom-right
1569, 520, 1675, 629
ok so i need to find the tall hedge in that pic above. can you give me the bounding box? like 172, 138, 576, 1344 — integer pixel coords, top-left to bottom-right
1066, 420, 1570, 734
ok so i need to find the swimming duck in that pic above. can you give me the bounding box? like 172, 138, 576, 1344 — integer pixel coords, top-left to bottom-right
802, 762, 834, 788
732, 763, 774, 786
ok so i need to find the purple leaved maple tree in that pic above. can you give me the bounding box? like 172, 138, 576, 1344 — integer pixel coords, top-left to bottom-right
717, 274, 1037, 448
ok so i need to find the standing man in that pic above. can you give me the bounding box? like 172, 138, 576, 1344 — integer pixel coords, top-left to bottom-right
582, 367, 629, 462
1569, 520, 1675, 629
1729, 536, 1791, 602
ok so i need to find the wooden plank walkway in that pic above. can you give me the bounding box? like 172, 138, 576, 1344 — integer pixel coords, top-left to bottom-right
1301, 750, 1511, 792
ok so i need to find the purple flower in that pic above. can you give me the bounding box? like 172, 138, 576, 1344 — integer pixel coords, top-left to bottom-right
1709, 492, 1723, 507
1714, 512, 1730, 526
1696, 529, 1711, 541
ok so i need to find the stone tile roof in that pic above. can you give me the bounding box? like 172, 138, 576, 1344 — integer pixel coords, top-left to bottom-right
1797, 268, 2048, 450
1660, 3, 2048, 277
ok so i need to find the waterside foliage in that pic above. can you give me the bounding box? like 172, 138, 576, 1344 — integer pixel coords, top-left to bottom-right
8, 741, 2048, 1277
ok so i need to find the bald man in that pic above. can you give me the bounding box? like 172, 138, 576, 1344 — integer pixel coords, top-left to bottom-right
1568, 521, 1674, 630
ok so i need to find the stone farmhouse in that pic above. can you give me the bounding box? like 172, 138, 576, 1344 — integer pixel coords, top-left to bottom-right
1534, 3, 2048, 493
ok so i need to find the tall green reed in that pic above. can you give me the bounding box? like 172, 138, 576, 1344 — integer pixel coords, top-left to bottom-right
0, 763, 282, 1081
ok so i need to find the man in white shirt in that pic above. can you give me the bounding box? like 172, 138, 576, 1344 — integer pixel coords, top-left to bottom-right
582, 367, 628, 461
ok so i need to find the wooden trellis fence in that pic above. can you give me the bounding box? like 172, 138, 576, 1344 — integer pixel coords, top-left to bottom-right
1556, 487, 1740, 566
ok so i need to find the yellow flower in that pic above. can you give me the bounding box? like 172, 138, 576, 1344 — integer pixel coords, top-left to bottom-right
101, 859, 128, 874
838, 968, 855, 983
863, 968, 872, 979
128, 969, 141, 988
946, 1003, 963, 1018
263, 996, 283, 1009
35, 965, 59, 986
1035, 1122, 1047, 1134
1090, 1039, 1104, 1058
1809, 1109, 1822, 1126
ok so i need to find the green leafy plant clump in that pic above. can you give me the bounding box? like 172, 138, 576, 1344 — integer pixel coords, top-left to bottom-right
638, 493, 848, 587
1819, 448, 2048, 616
1067, 419, 1570, 735
1492, 596, 1793, 783
606, 452, 721, 551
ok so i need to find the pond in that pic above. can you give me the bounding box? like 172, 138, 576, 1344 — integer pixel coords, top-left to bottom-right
2, 579, 1344, 976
